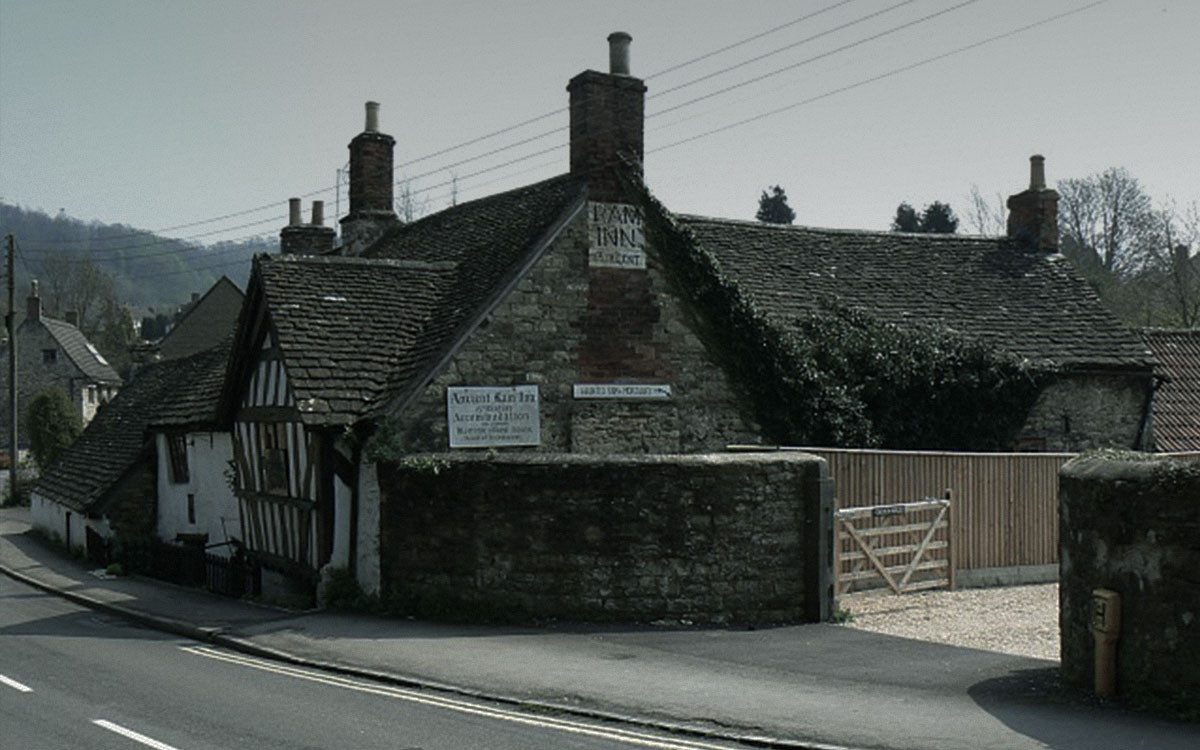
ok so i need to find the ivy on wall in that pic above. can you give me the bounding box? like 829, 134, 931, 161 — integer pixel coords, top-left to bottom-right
628, 179, 1053, 451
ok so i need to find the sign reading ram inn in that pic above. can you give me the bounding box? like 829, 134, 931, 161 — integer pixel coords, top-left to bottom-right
447, 385, 541, 448
588, 202, 645, 270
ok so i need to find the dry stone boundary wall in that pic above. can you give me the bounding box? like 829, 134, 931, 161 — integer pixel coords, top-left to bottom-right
1059, 454, 1200, 716
377, 451, 832, 625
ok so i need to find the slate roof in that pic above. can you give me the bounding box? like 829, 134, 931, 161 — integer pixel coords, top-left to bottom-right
157, 276, 244, 361
32, 344, 229, 513
150, 339, 232, 429
41, 316, 122, 384
679, 216, 1155, 371
233, 174, 587, 427
249, 255, 460, 425
1142, 329, 1200, 451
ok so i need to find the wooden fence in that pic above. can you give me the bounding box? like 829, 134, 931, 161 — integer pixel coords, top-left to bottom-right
791, 448, 1074, 577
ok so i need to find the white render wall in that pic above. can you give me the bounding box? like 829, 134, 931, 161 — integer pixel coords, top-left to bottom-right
29, 491, 110, 554
155, 431, 240, 558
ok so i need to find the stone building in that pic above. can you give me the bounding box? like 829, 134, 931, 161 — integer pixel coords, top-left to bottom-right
0, 281, 122, 445
212, 32, 1154, 598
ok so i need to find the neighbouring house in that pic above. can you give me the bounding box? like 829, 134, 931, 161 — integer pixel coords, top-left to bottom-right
156, 276, 244, 361
28, 275, 243, 565
0, 281, 122, 445
28, 344, 228, 559
214, 32, 1153, 605
1141, 328, 1200, 451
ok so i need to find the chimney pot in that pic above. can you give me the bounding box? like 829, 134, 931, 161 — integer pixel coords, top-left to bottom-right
608, 31, 632, 75
312, 201, 325, 226
288, 198, 302, 226
1030, 154, 1046, 190
365, 101, 380, 133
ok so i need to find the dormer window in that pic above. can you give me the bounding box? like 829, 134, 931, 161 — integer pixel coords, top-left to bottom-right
42, 349, 57, 364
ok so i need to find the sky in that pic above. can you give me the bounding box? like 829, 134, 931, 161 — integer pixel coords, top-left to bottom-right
1, 0, 1197, 258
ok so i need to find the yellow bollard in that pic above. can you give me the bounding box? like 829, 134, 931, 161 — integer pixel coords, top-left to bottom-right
1090, 588, 1121, 698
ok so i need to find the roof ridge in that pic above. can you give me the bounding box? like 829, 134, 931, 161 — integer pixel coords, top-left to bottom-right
676, 213, 1004, 243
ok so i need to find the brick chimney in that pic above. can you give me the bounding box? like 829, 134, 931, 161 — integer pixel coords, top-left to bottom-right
281, 198, 336, 255
339, 101, 399, 256
26, 280, 41, 323
1006, 155, 1059, 251
568, 32, 646, 202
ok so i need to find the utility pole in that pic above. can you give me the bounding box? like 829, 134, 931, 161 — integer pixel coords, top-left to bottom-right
6, 234, 16, 505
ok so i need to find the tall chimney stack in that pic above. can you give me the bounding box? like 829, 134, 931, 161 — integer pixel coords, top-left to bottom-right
1006, 154, 1059, 252
568, 32, 646, 202
281, 199, 336, 256
340, 101, 399, 256
26, 280, 41, 323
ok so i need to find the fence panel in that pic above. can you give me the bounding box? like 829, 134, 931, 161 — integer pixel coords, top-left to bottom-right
791, 448, 1072, 574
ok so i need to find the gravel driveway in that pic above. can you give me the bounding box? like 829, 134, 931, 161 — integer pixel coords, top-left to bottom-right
837, 583, 1060, 661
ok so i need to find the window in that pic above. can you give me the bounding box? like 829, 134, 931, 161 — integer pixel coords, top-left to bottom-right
42, 349, 57, 364
258, 423, 290, 496
187, 494, 196, 525
167, 434, 190, 483
87, 386, 96, 405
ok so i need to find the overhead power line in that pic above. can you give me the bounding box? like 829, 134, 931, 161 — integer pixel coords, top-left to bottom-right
23, 0, 1104, 265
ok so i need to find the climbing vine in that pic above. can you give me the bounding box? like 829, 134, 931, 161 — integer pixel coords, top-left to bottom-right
628, 179, 1054, 451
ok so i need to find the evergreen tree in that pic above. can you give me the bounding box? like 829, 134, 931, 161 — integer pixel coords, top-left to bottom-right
892, 203, 921, 232
892, 201, 958, 233
26, 387, 83, 470
920, 201, 959, 233
757, 185, 796, 225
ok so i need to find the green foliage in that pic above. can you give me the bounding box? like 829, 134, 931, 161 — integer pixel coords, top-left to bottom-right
831, 606, 856, 624
893, 201, 958, 233
320, 566, 383, 612
632, 182, 1051, 451
756, 185, 796, 225
26, 387, 82, 469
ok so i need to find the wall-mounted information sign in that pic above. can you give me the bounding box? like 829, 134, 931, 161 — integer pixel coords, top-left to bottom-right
447, 385, 540, 447
573, 383, 672, 400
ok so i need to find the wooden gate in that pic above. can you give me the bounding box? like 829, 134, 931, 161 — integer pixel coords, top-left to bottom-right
835, 498, 953, 594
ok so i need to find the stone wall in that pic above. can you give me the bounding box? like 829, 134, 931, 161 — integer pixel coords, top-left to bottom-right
1020, 373, 1150, 452
1060, 454, 1200, 715
378, 452, 833, 625
392, 205, 759, 455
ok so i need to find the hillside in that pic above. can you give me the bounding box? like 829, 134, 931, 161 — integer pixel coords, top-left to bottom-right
0, 202, 273, 312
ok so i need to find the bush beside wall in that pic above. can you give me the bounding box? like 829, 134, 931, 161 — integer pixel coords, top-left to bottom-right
1060, 454, 1200, 716
378, 452, 831, 625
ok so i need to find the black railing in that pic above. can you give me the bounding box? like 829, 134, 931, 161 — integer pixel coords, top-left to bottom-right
118, 540, 261, 599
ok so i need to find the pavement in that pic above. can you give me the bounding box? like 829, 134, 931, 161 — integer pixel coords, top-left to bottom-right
2, 506, 1196, 750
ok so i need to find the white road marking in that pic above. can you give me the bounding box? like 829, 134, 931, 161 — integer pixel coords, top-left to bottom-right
183, 645, 736, 749
92, 719, 182, 750
0, 673, 33, 692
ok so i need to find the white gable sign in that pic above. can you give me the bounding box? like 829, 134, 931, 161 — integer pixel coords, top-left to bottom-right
447, 385, 541, 448
588, 202, 646, 270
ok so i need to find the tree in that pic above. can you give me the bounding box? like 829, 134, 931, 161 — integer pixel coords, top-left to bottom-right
892, 203, 920, 232
26, 387, 82, 470
757, 185, 796, 224
964, 185, 1007, 235
892, 201, 958, 233
920, 202, 958, 234
1058, 167, 1154, 276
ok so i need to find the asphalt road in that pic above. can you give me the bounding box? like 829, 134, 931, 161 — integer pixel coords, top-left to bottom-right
0, 575, 749, 750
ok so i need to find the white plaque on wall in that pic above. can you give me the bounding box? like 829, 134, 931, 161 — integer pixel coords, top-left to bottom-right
447, 385, 541, 447
573, 383, 672, 400
588, 201, 646, 269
